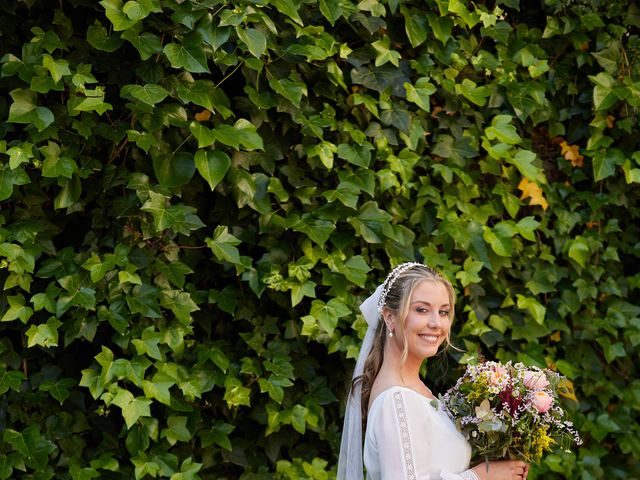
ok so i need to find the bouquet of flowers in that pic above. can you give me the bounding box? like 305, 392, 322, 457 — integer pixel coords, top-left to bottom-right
441, 361, 581, 463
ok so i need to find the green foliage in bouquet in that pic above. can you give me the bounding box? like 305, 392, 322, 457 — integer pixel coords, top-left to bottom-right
0, 0, 639, 479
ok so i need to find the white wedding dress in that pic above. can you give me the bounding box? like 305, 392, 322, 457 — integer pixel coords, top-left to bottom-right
364, 386, 477, 480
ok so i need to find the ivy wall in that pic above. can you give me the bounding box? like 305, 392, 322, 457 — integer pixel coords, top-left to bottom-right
1, 0, 639, 478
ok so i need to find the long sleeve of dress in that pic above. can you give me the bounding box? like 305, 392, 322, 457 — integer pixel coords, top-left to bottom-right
364, 387, 479, 480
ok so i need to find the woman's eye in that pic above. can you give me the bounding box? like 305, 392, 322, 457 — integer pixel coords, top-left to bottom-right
417, 307, 428, 313
439, 310, 450, 317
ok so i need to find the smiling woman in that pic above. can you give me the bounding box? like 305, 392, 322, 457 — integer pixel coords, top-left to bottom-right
338, 263, 528, 480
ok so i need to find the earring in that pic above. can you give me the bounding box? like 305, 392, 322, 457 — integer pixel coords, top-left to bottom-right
388, 331, 394, 338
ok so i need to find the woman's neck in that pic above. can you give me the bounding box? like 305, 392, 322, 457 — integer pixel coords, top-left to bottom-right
381, 340, 423, 385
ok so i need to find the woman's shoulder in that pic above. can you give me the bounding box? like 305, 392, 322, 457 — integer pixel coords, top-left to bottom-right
369, 385, 437, 412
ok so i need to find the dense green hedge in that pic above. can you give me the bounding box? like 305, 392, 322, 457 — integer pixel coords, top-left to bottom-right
1, 0, 639, 478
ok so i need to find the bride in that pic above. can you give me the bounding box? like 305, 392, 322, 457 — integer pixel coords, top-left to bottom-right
338, 263, 529, 480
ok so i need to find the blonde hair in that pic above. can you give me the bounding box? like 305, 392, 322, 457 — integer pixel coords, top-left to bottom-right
352, 265, 456, 421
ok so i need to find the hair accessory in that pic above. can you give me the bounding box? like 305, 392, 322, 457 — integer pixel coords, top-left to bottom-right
376, 262, 424, 313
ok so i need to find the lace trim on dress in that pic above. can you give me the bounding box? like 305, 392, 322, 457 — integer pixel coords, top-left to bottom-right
393, 391, 417, 480
459, 470, 480, 480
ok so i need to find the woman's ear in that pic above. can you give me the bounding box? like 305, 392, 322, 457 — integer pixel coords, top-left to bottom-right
382, 310, 396, 333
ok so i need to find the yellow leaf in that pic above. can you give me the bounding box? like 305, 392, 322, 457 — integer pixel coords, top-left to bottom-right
518, 178, 549, 210
195, 109, 211, 122
606, 115, 615, 129
557, 378, 577, 402
559, 141, 584, 168
586, 220, 600, 229
549, 331, 561, 342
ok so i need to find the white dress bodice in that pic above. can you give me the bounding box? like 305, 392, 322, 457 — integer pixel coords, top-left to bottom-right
364, 386, 476, 480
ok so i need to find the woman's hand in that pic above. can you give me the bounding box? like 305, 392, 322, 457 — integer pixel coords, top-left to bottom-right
471, 460, 529, 480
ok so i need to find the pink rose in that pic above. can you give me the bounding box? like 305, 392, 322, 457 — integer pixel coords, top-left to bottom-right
531, 390, 553, 413
523, 370, 550, 390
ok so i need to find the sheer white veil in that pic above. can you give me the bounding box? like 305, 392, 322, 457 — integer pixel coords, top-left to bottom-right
336, 284, 384, 480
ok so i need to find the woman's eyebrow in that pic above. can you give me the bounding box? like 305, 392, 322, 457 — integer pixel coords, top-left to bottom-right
410, 300, 450, 307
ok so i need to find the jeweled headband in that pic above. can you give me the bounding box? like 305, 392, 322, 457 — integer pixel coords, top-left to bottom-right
376, 262, 425, 313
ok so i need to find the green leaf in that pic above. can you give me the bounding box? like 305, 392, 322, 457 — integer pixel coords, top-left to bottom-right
0, 369, 25, 395
119, 271, 142, 285
291, 215, 335, 246
402, 7, 428, 47
177, 80, 232, 117
592, 148, 624, 182
589, 72, 618, 110
516, 294, 546, 325
3, 429, 30, 457
516, 216, 540, 241
152, 151, 196, 188
347, 201, 394, 243
426, 12, 453, 44
236, 27, 267, 58
142, 191, 204, 233
44, 378, 76, 404
404, 77, 436, 112
337, 142, 373, 168
131, 326, 163, 360
485, 114, 522, 144
270, 0, 303, 25
163, 34, 210, 73
194, 150, 230, 190
100, 0, 138, 31
7, 88, 54, 131
42, 54, 71, 83
567, 236, 589, 268
162, 415, 192, 445
372, 37, 401, 67
507, 149, 545, 183
109, 387, 152, 428
291, 280, 316, 307
455, 257, 483, 287
482, 224, 513, 257
306, 298, 350, 335
189, 122, 217, 148
213, 119, 264, 151
142, 376, 174, 406
40, 141, 77, 178
307, 141, 337, 169
160, 290, 199, 324
126, 284, 162, 318
206, 226, 242, 264
0, 165, 30, 201
6, 143, 34, 169
121, 28, 163, 60
319, 0, 342, 25
170, 458, 202, 480
86, 21, 125, 51
120, 84, 169, 106
432, 135, 478, 161
269, 76, 307, 107
26, 317, 62, 347
1, 294, 33, 323
223, 376, 251, 407
122, 0, 161, 21
341, 256, 371, 287
622, 159, 640, 183
455, 78, 490, 106
201, 422, 235, 451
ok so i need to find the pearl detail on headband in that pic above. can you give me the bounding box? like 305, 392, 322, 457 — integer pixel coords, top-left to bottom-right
376, 262, 424, 313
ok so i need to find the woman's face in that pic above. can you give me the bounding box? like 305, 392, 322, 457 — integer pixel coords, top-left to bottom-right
394, 280, 451, 361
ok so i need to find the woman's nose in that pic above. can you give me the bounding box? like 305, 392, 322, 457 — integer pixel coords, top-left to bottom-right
427, 312, 440, 328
